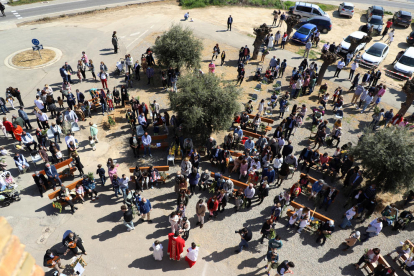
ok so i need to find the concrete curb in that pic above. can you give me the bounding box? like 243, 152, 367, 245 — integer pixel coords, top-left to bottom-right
4, 46, 63, 70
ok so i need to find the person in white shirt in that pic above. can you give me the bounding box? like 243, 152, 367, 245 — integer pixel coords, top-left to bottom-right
21, 131, 37, 151
152, 240, 163, 261
34, 96, 45, 111
152, 100, 160, 119
43, 84, 53, 95
138, 113, 148, 130
98, 70, 109, 89
125, 54, 133, 74
349, 60, 359, 80
361, 218, 383, 242
333, 58, 345, 78
142, 132, 152, 157
273, 153, 283, 174
244, 183, 255, 208
37, 111, 49, 129
304, 39, 312, 58
340, 206, 356, 229
50, 122, 62, 144
64, 108, 78, 122
65, 133, 76, 148
185, 242, 199, 268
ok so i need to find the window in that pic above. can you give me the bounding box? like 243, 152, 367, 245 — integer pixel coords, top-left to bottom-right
297, 6, 312, 13
312, 8, 322, 15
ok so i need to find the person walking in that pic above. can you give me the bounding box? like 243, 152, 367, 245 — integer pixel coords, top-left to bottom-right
129, 133, 140, 158
185, 243, 199, 268
333, 59, 345, 78
304, 39, 312, 58
139, 197, 152, 223
278, 12, 286, 27
196, 199, 206, 228
342, 231, 360, 251
121, 205, 135, 231
272, 12, 278, 26
381, 19, 393, 39
112, 31, 118, 54
340, 206, 357, 229
235, 227, 252, 253
221, 51, 226, 66
227, 15, 233, 31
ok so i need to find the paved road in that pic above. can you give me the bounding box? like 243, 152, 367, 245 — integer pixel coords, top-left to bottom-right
0, 0, 161, 22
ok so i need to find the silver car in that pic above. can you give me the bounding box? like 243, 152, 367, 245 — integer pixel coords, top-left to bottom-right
338, 2, 354, 18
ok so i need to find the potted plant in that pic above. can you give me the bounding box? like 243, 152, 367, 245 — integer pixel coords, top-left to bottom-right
108, 116, 116, 126
52, 201, 63, 213
87, 172, 94, 181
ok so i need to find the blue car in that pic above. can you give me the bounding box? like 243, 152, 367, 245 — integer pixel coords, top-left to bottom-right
292, 23, 317, 43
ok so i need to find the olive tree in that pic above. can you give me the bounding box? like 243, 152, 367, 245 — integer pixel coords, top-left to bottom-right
397, 78, 414, 117
152, 24, 203, 69
169, 72, 240, 143
349, 127, 414, 193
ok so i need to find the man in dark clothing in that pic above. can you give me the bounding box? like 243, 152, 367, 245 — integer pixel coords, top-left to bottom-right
227, 15, 233, 31
33, 171, 48, 197
121, 205, 135, 231
129, 133, 140, 158
319, 187, 338, 210
284, 115, 296, 140
11, 88, 24, 107
235, 227, 252, 253
236, 69, 245, 85
243, 45, 250, 62
371, 69, 382, 86
96, 164, 106, 186
63, 62, 74, 84
329, 43, 336, 53
316, 220, 334, 246
167, 67, 175, 87
298, 146, 312, 169
281, 140, 293, 160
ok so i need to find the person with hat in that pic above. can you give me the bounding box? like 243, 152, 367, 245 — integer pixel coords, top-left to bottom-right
342, 231, 360, 251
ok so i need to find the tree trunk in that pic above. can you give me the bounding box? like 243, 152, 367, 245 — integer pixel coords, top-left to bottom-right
397, 93, 414, 117
252, 39, 262, 60
316, 62, 330, 85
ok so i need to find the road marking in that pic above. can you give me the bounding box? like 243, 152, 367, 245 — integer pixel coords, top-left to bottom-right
11, 10, 16, 12
130, 32, 141, 36
120, 36, 126, 39
150, 25, 154, 28
126, 30, 148, 49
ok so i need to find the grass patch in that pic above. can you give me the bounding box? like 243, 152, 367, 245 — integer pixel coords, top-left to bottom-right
384, 11, 393, 15
181, 0, 295, 9
8, 0, 52, 6
296, 49, 318, 59
247, 33, 255, 37
311, 3, 337, 11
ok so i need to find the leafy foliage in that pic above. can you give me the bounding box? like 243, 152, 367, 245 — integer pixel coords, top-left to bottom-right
152, 25, 203, 70
349, 127, 414, 193
169, 72, 240, 143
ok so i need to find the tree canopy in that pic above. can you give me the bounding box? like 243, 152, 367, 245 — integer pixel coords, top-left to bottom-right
152, 24, 203, 70
169, 72, 240, 143
349, 127, 414, 193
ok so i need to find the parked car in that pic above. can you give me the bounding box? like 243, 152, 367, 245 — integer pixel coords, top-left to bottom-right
291, 23, 317, 43
366, 6, 384, 21
393, 10, 412, 28
289, 2, 330, 19
361, 42, 389, 67
394, 47, 414, 77
407, 31, 414, 45
297, 16, 332, 33
362, 15, 384, 36
338, 2, 354, 18
339, 31, 368, 54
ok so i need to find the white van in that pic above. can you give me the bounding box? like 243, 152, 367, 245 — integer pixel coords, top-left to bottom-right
290, 2, 330, 19
394, 47, 414, 77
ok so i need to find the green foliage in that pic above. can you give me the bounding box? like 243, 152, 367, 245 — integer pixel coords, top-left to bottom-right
384, 11, 393, 15
313, 3, 337, 11
8, 0, 52, 6
108, 116, 116, 126
152, 25, 203, 70
87, 172, 94, 181
169, 72, 240, 143
181, 0, 293, 9
349, 127, 414, 193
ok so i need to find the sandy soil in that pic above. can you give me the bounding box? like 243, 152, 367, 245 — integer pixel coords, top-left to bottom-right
11, 48, 56, 67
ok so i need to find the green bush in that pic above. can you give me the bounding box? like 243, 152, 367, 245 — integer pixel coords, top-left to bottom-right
180, 0, 295, 9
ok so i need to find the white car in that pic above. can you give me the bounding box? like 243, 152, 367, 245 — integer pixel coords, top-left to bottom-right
340, 31, 368, 54
338, 2, 354, 18
394, 47, 414, 77
361, 42, 389, 67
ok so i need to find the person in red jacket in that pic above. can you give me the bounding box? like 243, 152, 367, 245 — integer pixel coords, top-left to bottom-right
3, 117, 14, 138
290, 183, 302, 201
381, 20, 393, 40
207, 195, 219, 220
390, 114, 403, 126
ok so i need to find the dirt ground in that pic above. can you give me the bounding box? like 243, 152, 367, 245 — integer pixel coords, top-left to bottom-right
11, 48, 56, 67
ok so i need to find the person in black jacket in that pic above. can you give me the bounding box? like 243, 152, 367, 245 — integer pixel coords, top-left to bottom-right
319, 187, 338, 211
316, 220, 334, 246
305, 150, 320, 173
281, 140, 293, 160
259, 218, 273, 244
33, 171, 49, 197
257, 182, 269, 204
210, 146, 223, 166
236, 68, 245, 85
43, 249, 63, 273
284, 115, 296, 140
298, 146, 312, 170
227, 15, 233, 31
129, 133, 140, 158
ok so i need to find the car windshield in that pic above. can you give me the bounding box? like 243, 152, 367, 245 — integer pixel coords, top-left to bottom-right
399, 56, 414, 67
297, 26, 310, 35
318, 8, 325, 14
401, 14, 412, 20
344, 35, 361, 43
369, 18, 383, 25
367, 46, 383, 57
344, 5, 353, 10
372, 9, 384, 16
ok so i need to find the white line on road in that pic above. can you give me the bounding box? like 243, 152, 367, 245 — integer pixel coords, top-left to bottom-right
120, 36, 126, 39
150, 25, 154, 28
11, 0, 87, 11
130, 32, 141, 36
126, 30, 148, 49
11, 10, 16, 12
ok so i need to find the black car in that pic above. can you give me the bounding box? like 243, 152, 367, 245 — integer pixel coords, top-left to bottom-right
297, 16, 332, 33
407, 31, 414, 45
393, 10, 412, 28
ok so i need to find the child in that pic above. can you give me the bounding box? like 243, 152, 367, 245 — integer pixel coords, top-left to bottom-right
89, 136, 96, 151
77, 69, 82, 83
287, 214, 297, 228
76, 183, 85, 202
297, 215, 310, 233
179, 217, 191, 241
152, 240, 163, 261
185, 242, 199, 268
57, 97, 64, 108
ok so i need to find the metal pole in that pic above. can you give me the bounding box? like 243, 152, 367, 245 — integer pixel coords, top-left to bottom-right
38, 49, 42, 59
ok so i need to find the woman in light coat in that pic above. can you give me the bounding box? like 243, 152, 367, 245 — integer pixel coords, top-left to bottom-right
268, 34, 274, 49
181, 157, 192, 178
196, 199, 206, 228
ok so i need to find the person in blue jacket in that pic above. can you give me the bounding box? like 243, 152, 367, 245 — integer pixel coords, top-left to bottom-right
139, 197, 152, 223
82, 175, 98, 201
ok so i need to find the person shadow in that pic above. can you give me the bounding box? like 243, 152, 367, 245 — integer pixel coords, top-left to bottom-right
129, 253, 188, 271
91, 224, 124, 241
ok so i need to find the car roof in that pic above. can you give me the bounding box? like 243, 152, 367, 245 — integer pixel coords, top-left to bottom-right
370, 42, 388, 50
296, 2, 319, 8
308, 16, 331, 21
349, 31, 368, 38
370, 15, 383, 20
401, 10, 412, 16
372, 6, 384, 10
404, 47, 414, 57
301, 23, 317, 29
343, 2, 354, 6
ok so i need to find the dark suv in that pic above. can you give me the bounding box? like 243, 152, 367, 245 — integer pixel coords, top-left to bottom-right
367, 6, 384, 21
393, 10, 412, 28
297, 16, 332, 33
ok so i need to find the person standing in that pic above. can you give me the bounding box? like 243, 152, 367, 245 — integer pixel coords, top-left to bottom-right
333, 59, 345, 78
112, 31, 118, 54
244, 183, 255, 208
89, 122, 99, 143
167, 231, 186, 261
142, 132, 152, 157
349, 60, 359, 80
139, 197, 152, 223
340, 206, 357, 229
96, 164, 106, 186
371, 69, 382, 87
147, 66, 154, 85
272, 12, 278, 26
342, 231, 360, 251
227, 15, 233, 31
196, 199, 206, 228
221, 51, 226, 66
98, 70, 108, 89
152, 240, 163, 261
236, 68, 245, 85
235, 227, 252, 253
121, 205, 135, 231
129, 133, 140, 158
304, 39, 312, 58
278, 12, 285, 27
185, 243, 199, 268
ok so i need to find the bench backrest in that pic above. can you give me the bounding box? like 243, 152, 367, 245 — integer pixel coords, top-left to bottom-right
210, 172, 248, 189
32, 158, 73, 177
242, 130, 261, 139
300, 173, 339, 196
248, 114, 274, 125
129, 166, 170, 173
48, 179, 82, 200
377, 255, 392, 271
289, 201, 332, 222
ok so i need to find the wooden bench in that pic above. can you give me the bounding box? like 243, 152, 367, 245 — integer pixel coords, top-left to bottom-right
248, 114, 274, 125
140, 134, 167, 141
129, 166, 169, 183
210, 172, 248, 190
140, 141, 169, 150
243, 130, 261, 139
287, 201, 333, 223
32, 158, 77, 183
394, 240, 414, 275
299, 173, 339, 203
48, 179, 83, 210
364, 254, 399, 276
